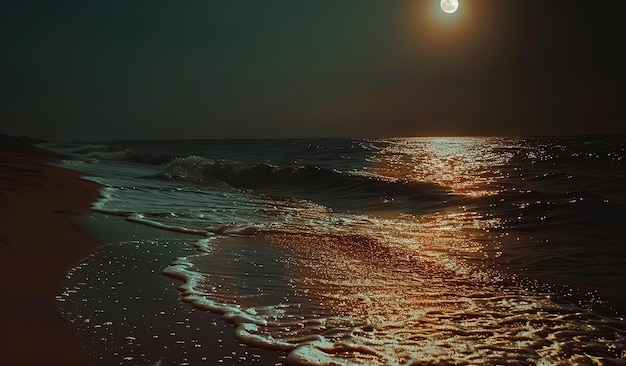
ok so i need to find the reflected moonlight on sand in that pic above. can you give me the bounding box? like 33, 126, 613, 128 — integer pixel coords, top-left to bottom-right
441, 0, 459, 13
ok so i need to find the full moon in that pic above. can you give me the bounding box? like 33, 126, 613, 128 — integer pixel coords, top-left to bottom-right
441, 0, 459, 14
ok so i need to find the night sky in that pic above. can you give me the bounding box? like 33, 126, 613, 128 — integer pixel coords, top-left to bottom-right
1, 1, 624, 139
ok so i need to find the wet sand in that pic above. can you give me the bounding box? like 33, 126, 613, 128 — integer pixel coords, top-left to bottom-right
0, 151, 101, 365
63, 215, 288, 365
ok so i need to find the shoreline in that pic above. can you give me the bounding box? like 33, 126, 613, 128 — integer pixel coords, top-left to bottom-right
0, 136, 345, 363
0, 142, 287, 365
63, 214, 288, 365
0, 151, 101, 365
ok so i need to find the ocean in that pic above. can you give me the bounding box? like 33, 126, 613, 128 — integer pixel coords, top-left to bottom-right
46, 136, 626, 365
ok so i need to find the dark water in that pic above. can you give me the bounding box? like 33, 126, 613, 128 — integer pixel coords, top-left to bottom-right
50, 136, 626, 364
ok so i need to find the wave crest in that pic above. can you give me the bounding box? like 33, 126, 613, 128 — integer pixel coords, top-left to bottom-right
161, 155, 449, 213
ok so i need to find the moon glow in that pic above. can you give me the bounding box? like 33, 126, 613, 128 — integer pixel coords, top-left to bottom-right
441, 0, 459, 14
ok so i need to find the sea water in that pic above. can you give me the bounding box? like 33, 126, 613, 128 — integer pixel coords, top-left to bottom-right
51, 137, 626, 364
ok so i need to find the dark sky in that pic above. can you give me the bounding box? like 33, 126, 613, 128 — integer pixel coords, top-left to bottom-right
1, 0, 624, 139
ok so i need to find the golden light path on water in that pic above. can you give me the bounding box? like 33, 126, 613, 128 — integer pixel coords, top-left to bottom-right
260, 139, 624, 363
368, 137, 513, 197
56, 138, 626, 364
160, 138, 626, 364
238, 209, 624, 364
163, 138, 622, 364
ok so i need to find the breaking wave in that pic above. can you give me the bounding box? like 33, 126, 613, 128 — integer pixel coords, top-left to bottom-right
159, 155, 451, 213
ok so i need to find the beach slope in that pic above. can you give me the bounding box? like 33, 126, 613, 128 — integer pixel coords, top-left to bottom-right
0, 135, 100, 365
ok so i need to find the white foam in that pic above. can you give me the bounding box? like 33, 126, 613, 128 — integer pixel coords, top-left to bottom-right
126, 214, 208, 235
161, 232, 626, 365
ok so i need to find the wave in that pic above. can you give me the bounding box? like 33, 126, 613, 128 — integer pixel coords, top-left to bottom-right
159, 155, 451, 213
70, 144, 174, 165
161, 233, 626, 365
55, 136, 626, 364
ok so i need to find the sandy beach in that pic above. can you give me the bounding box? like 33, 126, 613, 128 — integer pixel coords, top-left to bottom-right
0, 145, 100, 365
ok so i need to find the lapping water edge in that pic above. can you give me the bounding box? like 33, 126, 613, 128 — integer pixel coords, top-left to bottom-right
51, 136, 626, 365
159, 232, 626, 365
